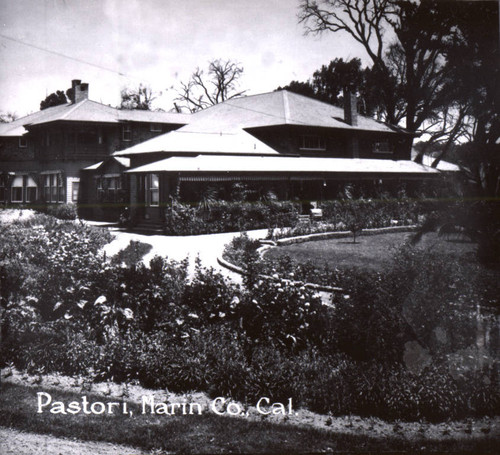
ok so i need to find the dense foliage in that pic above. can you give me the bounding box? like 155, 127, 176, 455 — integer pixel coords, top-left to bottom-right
155, 198, 441, 237
1, 213, 498, 422
268, 198, 442, 240
36, 203, 78, 220
162, 200, 299, 235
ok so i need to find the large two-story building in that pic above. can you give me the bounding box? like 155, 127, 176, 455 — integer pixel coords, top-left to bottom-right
114, 89, 440, 225
2, 80, 444, 224
0, 80, 189, 218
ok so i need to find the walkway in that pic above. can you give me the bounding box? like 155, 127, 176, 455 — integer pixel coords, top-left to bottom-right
100, 227, 269, 283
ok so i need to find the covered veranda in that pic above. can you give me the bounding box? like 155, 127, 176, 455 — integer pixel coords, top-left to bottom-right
126, 154, 441, 223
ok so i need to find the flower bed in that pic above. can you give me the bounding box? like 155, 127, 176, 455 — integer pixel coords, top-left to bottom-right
1, 213, 498, 422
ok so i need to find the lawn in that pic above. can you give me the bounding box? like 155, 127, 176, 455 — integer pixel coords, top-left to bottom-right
264, 232, 477, 272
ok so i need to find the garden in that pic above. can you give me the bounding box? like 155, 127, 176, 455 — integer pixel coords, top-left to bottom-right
0, 204, 499, 452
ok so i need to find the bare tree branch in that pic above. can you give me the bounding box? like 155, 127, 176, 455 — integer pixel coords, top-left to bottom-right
175, 59, 246, 112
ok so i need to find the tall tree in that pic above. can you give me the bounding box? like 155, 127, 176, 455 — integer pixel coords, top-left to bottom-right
120, 84, 156, 110
175, 59, 246, 112
435, 1, 499, 191
298, 0, 457, 130
278, 58, 385, 117
40, 90, 68, 110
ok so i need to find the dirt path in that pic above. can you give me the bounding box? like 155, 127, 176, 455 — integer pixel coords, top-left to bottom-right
0, 427, 147, 455
100, 227, 268, 282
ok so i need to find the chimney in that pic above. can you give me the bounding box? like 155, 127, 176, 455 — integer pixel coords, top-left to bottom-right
74, 82, 89, 103
343, 89, 358, 126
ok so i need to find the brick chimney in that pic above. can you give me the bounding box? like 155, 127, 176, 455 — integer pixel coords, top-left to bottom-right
343, 90, 358, 126
69, 79, 89, 103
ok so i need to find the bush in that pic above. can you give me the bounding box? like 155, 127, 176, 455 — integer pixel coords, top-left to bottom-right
110, 240, 152, 267
37, 203, 78, 220
222, 233, 261, 268
163, 200, 299, 235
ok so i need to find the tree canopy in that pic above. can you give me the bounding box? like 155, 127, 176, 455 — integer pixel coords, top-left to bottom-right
175, 59, 246, 112
120, 84, 157, 111
299, 0, 460, 130
298, 0, 499, 174
40, 90, 68, 110
277, 57, 385, 118
0, 112, 18, 123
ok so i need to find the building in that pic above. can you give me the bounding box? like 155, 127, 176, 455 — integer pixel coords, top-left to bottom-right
2, 82, 446, 225
114, 90, 441, 226
0, 80, 189, 219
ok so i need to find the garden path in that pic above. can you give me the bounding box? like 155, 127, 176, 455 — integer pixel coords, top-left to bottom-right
100, 227, 269, 283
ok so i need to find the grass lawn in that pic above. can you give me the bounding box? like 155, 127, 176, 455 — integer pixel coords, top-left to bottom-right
1, 383, 498, 454
265, 232, 477, 272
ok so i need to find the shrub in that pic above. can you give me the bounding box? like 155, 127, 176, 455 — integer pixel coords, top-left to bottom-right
110, 240, 152, 267
38, 203, 78, 220
222, 233, 261, 268
238, 278, 326, 350
163, 200, 299, 235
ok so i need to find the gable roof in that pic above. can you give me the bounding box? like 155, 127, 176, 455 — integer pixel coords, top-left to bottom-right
83, 156, 130, 171
0, 100, 190, 136
179, 90, 403, 134
114, 129, 279, 157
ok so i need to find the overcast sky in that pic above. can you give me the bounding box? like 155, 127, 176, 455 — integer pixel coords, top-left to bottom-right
0, 0, 370, 117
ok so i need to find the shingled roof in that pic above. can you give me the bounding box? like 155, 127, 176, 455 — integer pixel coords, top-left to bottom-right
179, 90, 404, 134
0, 100, 190, 136
114, 129, 279, 157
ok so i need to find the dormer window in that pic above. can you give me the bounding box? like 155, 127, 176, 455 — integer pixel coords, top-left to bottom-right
19, 137, 28, 148
300, 135, 326, 151
122, 124, 132, 142
150, 123, 162, 132
373, 141, 393, 154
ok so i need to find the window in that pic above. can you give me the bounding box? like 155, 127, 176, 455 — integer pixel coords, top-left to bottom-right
11, 176, 23, 203
44, 173, 64, 203
372, 141, 393, 154
71, 181, 80, 203
25, 176, 37, 203
106, 177, 121, 202
96, 176, 122, 203
146, 174, 159, 207
58, 176, 64, 202
122, 124, 132, 141
0, 175, 5, 202
300, 135, 326, 151
96, 177, 104, 201
19, 137, 28, 148
150, 123, 162, 132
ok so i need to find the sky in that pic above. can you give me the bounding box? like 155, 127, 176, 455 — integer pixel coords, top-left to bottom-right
0, 0, 370, 117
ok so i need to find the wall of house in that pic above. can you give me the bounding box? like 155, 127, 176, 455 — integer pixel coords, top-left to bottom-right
1, 119, 184, 210
0, 136, 35, 162
28, 122, 180, 162
247, 125, 412, 160
115, 122, 183, 153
